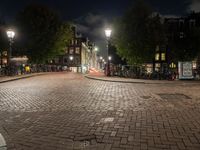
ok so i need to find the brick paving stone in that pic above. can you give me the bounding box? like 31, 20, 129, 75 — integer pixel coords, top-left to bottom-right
0, 72, 200, 149
110, 131, 117, 137
121, 137, 127, 144
104, 144, 112, 150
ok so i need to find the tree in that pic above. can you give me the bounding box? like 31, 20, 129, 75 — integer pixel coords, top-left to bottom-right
0, 19, 8, 53
16, 4, 72, 63
113, 0, 165, 65
48, 22, 72, 58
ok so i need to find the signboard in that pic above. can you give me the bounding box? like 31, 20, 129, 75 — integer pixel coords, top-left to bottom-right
178, 62, 194, 79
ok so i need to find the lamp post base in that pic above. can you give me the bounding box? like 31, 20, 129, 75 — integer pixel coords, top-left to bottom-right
106, 62, 111, 76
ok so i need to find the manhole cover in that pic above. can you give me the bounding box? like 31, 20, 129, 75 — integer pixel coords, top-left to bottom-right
158, 93, 191, 100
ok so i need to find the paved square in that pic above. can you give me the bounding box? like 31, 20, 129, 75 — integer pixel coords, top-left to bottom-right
0, 72, 200, 150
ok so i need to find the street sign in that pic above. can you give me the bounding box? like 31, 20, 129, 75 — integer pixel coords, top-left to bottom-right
178, 62, 194, 79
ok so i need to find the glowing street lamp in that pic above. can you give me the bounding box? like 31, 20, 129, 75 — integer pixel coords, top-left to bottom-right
108, 56, 112, 61
94, 47, 98, 52
6, 29, 15, 75
7, 30, 15, 39
105, 29, 112, 38
69, 56, 73, 61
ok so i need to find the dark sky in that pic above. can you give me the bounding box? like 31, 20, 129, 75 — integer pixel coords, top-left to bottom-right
0, 0, 199, 57
0, 0, 193, 21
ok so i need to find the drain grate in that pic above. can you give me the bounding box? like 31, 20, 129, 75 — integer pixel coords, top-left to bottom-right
158, 93, 191, 100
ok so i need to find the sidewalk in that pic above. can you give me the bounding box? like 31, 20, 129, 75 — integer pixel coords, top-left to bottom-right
0, 73, 46, 84
85, 71, 199, 84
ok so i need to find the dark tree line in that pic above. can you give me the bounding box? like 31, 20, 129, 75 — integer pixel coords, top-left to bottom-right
16, 4, 72, 63
0, 19, 8, 54
0, 4, 73, 64
113, 0, 200, 65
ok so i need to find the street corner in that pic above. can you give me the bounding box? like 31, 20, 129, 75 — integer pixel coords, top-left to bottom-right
0, 133, 7, 150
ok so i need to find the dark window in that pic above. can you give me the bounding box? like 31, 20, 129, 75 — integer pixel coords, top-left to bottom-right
64, 58, 68, 63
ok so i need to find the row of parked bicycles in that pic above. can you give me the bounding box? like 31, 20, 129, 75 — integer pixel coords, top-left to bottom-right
0, 64, 67, 76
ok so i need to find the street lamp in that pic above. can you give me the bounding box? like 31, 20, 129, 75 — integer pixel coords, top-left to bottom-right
108, 56, 112, 61
104, 28, 112, 76
69, 56, 74, 61
105, 29, 112, 38
94, 47, 98, 52
6, 29, 15, 75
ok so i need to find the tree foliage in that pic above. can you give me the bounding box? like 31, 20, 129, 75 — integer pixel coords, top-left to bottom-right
113, 0, 165, 64
0, 19, 8, 53
16, 4, 72, 63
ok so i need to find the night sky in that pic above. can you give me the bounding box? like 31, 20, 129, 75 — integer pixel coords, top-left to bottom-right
0, 0, 199, 57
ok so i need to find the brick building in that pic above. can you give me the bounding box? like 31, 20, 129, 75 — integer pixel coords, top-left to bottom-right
51, 27, 97, 73
164, 12, 200, 71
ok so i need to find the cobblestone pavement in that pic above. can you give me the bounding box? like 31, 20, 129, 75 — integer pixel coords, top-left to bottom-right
0, 72, 200, 150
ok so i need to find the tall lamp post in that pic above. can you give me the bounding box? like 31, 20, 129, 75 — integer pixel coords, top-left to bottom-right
6, 29, 15, 75
104, 28, 112, 76
94, 46, 98, 69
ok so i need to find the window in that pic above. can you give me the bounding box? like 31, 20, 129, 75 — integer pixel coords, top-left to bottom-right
75, 57, 80, 65
69, 48, 74, 54
64, 58, 68, 63
161, 53, 166, 61
180, 32, 184, 39
75, 47, 80, 54
170, 62, 176, 68
65, 48, 68, 54
179, 19, 184, 28
75, 40, 78, 45
76, 39, 80, 45
71, 40, 74, 45
155, 53, 159, 61
190, 19, 196, 28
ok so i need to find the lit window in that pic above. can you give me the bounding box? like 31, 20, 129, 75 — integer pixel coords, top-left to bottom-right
69, 48, 74, 54
3, 51, 7, 56
170, 62, 176, 68
2, 58, 7, 64
193, 61, 197, 69
155, 63, 160, 68
71, 40, 74, 45
155, 53, 159, 61
75, 47, 80, 54
161, 53, 166, 61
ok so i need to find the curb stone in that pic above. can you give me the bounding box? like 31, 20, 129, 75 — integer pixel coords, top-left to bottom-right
84, 75, 145, 84
0, 73, 46, 84
0, 133, 6, 150
84, 75, 186, 85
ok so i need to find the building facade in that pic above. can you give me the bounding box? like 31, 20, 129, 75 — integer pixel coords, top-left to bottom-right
164, 12, 200, 72
51, 27, 97, 73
